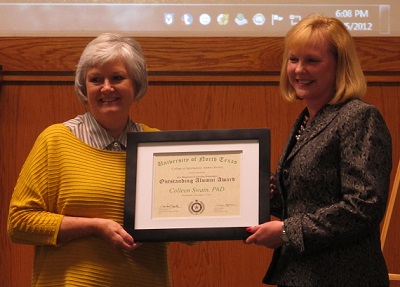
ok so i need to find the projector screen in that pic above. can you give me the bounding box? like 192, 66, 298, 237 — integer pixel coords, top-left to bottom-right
0, 0, 397, 37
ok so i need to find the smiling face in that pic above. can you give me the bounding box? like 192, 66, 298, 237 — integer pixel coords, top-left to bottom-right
287, 39, 337, 111
85, 58, 135, 135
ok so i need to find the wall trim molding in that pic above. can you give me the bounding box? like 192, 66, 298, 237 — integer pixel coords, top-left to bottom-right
1, 71, 399, 84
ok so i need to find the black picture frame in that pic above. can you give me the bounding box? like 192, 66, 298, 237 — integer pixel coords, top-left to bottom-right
123, 128, 270, 242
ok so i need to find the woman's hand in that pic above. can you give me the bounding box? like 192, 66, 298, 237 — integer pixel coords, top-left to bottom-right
245, 220, 284, 249
94, 218, 142, 251
58, 216, 141, 251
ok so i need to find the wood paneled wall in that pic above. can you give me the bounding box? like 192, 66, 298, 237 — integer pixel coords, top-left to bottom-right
1, 37, 399, 287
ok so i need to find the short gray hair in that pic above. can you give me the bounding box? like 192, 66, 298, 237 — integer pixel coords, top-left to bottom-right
75, 33, 148, 103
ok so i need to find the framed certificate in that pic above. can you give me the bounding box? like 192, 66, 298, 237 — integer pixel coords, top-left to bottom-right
123, 128, 270, 242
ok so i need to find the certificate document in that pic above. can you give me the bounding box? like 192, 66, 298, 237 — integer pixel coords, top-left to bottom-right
123, 128, 270, 242
153, 151, 241, 218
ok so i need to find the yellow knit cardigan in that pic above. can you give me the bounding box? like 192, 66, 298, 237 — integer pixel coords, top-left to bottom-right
8, 124, 171, 287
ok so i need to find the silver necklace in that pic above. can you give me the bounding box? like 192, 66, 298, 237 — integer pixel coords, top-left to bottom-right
295, 115, 309, 141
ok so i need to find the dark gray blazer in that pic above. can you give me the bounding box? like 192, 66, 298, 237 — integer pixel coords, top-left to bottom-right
264, 98, 392, 287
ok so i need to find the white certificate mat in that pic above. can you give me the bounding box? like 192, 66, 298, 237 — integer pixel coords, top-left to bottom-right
124, 128, 270, 242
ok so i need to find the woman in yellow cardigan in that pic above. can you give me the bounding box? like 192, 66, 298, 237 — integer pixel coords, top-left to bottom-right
8, 33, 170, 287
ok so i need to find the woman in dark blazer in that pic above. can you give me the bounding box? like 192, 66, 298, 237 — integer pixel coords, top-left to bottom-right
245, 15, 392, 287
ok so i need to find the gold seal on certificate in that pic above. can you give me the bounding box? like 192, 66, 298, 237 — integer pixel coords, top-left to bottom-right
189, 200, 205, 215
153, 152, 241, 218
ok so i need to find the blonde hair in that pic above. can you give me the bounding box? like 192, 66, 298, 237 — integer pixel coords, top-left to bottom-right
280, 15, 366, 104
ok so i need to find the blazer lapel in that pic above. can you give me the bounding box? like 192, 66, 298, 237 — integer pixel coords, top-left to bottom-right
285, 104, 340, 162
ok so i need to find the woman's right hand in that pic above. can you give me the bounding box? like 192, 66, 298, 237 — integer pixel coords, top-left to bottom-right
94, 218, 141, 251
58, 216, 141, 251
245, 220, 284, 249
